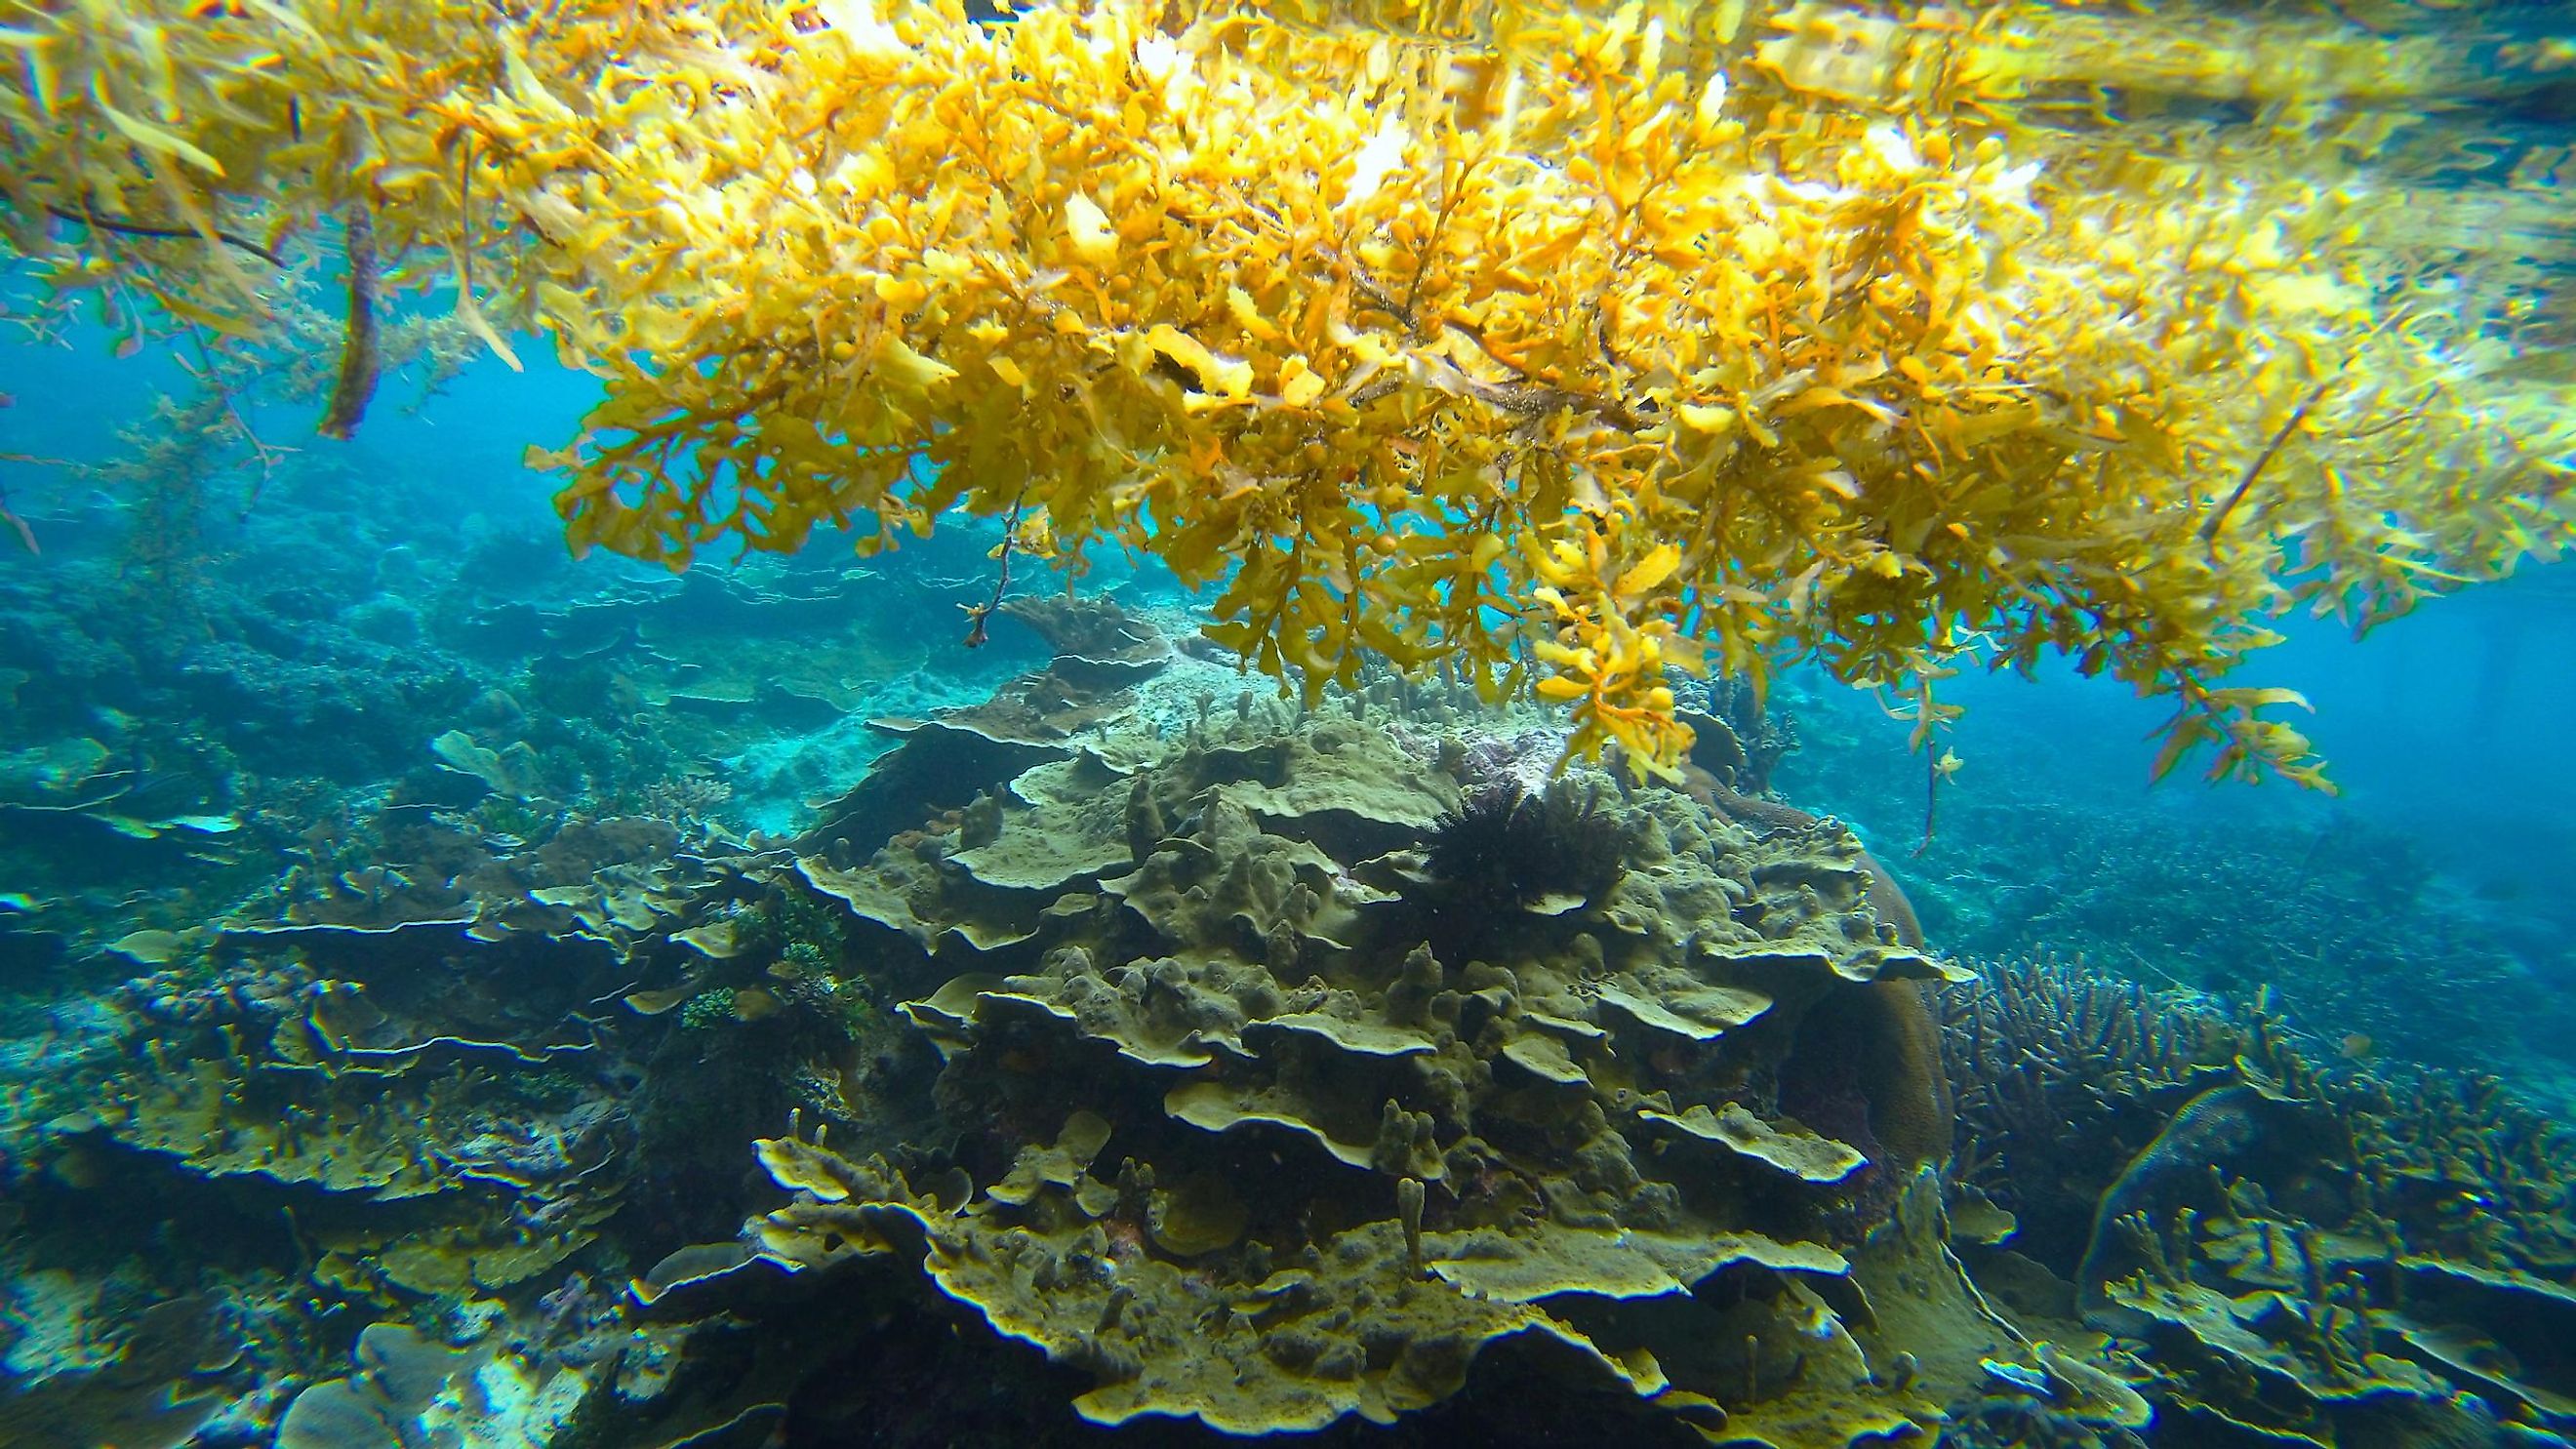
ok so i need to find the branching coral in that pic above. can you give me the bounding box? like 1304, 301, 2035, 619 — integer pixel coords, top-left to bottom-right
2073, 1023, 2576, 1441
1941, 955, 2222, 1266
2336, 1063, 2576, 1276
1945, 966, 2576, 1439
4, 0, 2572, 781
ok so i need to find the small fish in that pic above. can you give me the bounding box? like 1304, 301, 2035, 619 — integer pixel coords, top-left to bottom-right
1981, 1358, 2054, 1397
2338, 1033, 2374, 1061
0, 487, 36, 555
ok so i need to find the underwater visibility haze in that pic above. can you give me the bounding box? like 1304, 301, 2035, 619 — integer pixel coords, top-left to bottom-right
1, 0, 2574, 1444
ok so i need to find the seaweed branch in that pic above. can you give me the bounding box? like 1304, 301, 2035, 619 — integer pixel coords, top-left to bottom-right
0, 482, 38, 554
179, 328, 295, 515
2200, 364, 2350, 544
961, 489, 1026, 648
42, 200, 285, 267
316, 205, 383, 441
0, 394, 40, 553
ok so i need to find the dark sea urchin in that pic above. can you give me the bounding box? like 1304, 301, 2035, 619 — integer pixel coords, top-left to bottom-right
1423, 780, 1633, 915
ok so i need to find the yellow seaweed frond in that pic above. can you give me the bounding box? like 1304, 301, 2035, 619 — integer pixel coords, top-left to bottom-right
6, 0, 2573, 784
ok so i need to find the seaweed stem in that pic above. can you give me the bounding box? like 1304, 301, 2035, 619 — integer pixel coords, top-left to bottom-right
962, 489, 1025, 647
2200, 365, 2348, 544
181, 327, 294, 514
0, 483, 37, 554
317, 205, 383, 441
1914, 738, 1942, 857
42, 200, 284, 267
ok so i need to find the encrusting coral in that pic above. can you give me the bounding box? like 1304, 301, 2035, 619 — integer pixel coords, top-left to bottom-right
5, 0, 2570, 785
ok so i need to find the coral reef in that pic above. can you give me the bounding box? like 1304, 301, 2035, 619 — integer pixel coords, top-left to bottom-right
1685, 676, 1797, 797
1944, 969, 2576, 1446
1912, 799, 2562, 1074
1674, 779, 1953, 1177
659, 683, 2004, 1438
1942, 956, 2225, 1268
7, 587, 2575, 1447
995, 594, 1175, 685
30, 816, 699, 1305
0, 802, 887, 1445
0, 1295, 242, 1449
0, 490, 1030, 965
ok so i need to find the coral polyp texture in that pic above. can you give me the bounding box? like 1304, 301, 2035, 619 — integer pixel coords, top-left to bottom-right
6, 0, 2571, 780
